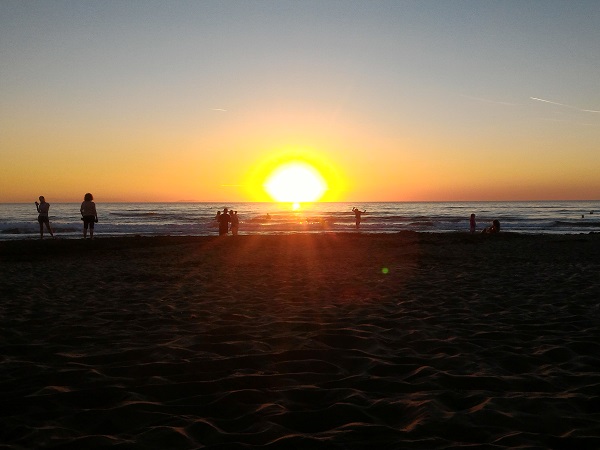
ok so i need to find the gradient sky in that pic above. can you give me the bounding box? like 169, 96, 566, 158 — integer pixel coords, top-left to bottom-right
1, 0, 599, 202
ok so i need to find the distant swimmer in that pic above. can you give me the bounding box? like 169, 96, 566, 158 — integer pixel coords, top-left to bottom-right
352, 207, 366, 229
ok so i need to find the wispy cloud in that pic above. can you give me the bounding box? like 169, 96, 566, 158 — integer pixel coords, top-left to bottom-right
530, 97, 600, 113
212, 108, 227, 112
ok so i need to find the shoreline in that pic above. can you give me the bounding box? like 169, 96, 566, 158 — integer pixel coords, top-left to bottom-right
1, 228, 599, 241
2, 233, 600, 448
2, 231, 600, 259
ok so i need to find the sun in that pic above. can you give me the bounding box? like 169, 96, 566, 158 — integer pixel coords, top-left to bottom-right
246, 148, 344, 203
263, 161, 328, 205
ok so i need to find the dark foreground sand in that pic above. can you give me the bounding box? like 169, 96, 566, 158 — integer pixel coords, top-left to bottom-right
1, 233, 600, 449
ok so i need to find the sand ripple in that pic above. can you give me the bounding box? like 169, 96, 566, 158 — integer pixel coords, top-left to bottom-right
1, 234, 600, 448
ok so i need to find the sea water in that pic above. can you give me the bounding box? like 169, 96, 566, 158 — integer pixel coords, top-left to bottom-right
0, 201, 599, 240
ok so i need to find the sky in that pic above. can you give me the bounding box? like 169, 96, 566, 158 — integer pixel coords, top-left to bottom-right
1, 0, 599, 202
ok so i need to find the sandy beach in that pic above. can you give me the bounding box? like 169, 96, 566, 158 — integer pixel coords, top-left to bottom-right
1, 232, 599, 449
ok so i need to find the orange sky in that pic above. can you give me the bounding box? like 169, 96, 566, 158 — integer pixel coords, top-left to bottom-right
1, 2, 599, 202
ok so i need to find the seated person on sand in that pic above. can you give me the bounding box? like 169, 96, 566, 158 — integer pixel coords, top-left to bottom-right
482, 219, 500, 234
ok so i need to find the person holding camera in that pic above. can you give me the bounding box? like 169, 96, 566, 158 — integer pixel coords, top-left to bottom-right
35, 195, 55, 239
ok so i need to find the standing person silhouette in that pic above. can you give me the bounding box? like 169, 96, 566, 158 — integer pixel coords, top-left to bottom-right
218, 208, 230, 235
80, 193, 98, 239
215, 211, 221, 230
230, 211, 239, 235
470, 213, 476, 233
35, 196, 54, 239
352, 207, 366, 229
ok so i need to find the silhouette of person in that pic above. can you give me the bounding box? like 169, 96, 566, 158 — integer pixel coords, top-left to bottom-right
483, 219, 500, 234
230, 210, 239, 235
352, 207, 366, 229
80, 193, 98, 239
35, 196, 54, 239
470, 213, 476, 233
218, 208, 230, 235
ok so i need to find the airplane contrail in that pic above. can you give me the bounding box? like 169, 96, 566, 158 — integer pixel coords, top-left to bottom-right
212, 108, 227, 112
530, 97, 600, 113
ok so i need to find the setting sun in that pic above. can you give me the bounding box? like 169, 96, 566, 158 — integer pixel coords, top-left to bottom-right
263, 161, 328, 205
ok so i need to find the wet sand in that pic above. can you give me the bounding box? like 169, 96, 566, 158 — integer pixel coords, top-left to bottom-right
1, 233, 600, 449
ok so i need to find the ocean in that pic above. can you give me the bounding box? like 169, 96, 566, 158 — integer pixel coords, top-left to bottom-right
1, 201, 599, 240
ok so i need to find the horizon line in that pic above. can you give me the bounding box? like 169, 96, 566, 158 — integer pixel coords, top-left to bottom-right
1, 199, 598, 204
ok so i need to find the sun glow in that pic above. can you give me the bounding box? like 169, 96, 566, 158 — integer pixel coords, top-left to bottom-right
263, 161, 328, 205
